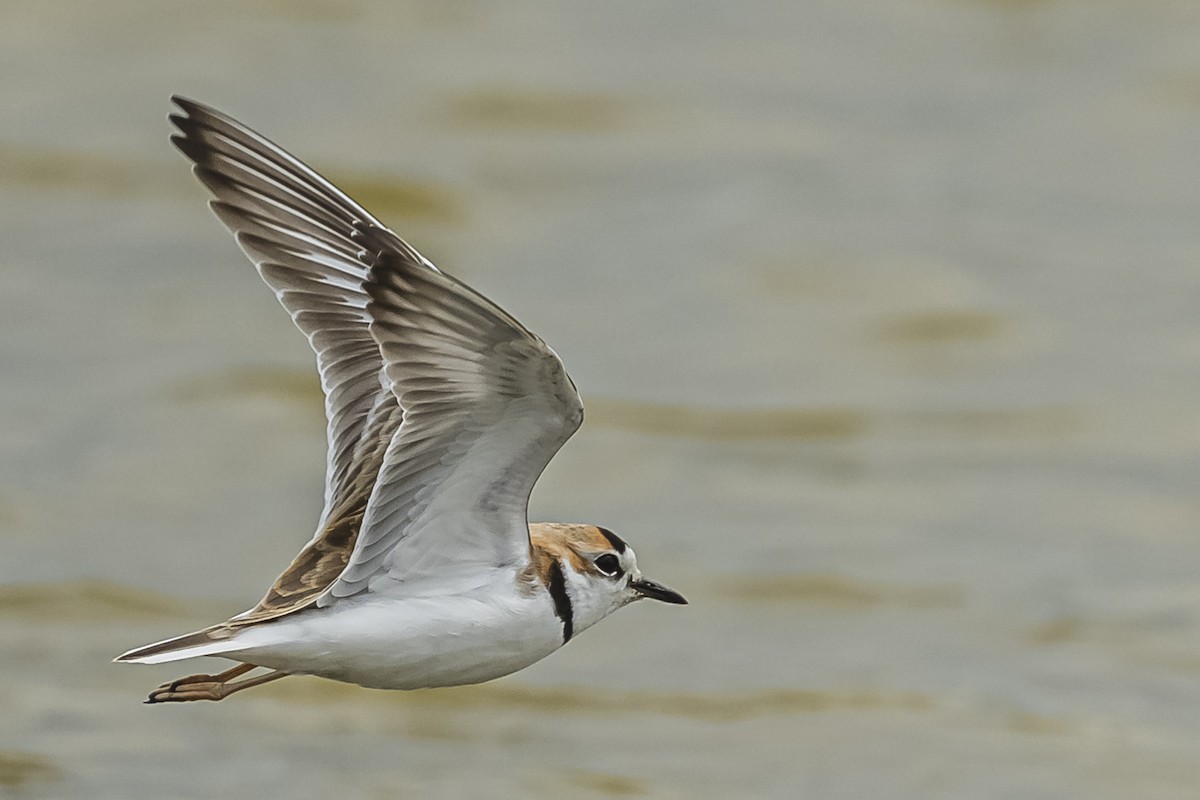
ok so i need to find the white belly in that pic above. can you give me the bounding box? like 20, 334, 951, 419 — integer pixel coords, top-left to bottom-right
227, 586, 565, 690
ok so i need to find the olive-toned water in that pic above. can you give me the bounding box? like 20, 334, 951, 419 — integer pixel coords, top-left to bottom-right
4, 2, 1200, 798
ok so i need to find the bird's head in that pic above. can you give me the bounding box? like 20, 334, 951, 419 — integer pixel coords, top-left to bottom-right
529, 523, 686, 639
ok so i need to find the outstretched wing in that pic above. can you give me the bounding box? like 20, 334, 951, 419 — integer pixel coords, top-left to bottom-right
317, 230, 583, 602
167, 97, 582, 620
169, 96, 426, 536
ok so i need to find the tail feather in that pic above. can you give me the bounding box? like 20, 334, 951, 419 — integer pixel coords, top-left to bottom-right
114, 625, 253, 665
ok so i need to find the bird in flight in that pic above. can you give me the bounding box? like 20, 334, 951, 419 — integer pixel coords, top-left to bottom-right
115, 97, 686, 703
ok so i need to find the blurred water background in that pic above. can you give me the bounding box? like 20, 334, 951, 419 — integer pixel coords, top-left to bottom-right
3, 1, 1200, 798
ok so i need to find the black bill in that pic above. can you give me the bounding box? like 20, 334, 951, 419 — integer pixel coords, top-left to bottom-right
630, 578, 688, 605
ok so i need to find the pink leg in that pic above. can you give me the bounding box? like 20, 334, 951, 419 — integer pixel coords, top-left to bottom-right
146, 663, 289, 703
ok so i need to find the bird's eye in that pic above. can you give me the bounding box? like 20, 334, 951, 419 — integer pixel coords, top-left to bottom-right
594, 553, 622, 577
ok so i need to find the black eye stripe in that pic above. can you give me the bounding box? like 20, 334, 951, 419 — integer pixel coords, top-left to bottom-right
596, 527, 627, 554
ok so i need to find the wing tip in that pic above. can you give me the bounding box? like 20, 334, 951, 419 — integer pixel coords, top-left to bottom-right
169, 94, 210, 119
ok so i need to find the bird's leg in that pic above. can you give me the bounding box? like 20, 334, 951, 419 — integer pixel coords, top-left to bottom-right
158, 661, 257, 688
146, 663, 289, 703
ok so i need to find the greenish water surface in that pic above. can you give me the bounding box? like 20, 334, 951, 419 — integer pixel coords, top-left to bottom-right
3, 2, 1200, 798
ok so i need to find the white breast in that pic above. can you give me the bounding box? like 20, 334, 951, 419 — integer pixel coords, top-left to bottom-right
225, 578, 566, 690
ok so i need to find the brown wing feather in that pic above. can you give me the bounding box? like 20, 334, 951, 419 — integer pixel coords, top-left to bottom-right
230, 397, 401, 626
237, 500, 367, 625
